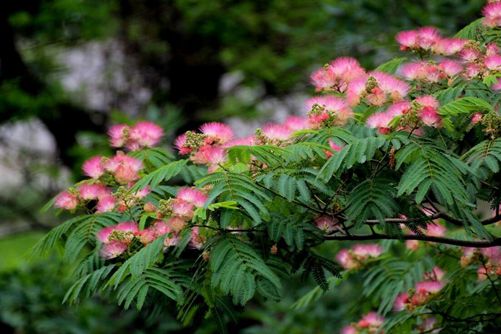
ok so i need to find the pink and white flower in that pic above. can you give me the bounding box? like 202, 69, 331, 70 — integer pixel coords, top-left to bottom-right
108, 124, 129, 148
82, 156, 105, 179
177, 187, 208, 208
103, 152, 143, 184
127, 121, 164, 150
200, 122, 234, 144
483, 1, 501, 27
55, 191, 79, 210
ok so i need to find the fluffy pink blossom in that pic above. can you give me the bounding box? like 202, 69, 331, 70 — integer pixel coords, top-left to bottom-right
171, 199, 195, 220
97, 226, 115, 243
471, 112, 483, 124
310, 57, 366, 92
100, 241, 128, 259
373, 72, 409, 100
325, 139, 343, 158
400, 62, 439, 82
190, 226, 205, 249
415, 96, 441, 127
336, 244, 383, 269
340, 325, 357, 334
433, 38, 467, 55
134, 186, 150, 199
486, 42, 500, 56
127, 121, 164, 150
177, 187, 207, 208
415, 280, 444, 294
82, 156, 105, 179
108, 124, 129, 148
346, 75, 369, 106
138, 227, 157, 245
175, 133, 191, 155
115, 221, 139, 234
284, 116, 310, 131
262, 124, 293, 141
492, 78, 501, 91
425, 223, 446, 237
153, 221, 172, 236
190, 145, 226, 165
223, 136, 256, 148
315, 215, 338, 232
78, 184, 110, 200
306, 96, 353, 126
357, 312, 384, 329
353, 244, 383, 258
168, 217, 186, 232
439, 59, 463, 77
396, 27, 441, 51
485, 54, 501, 70
483, 1, 501, 27
420, 107, 441, 127
96, 195, 115, 213
394, 293, 409, 311
103, 152, 143, 184
200, 122, 234, 144
460, 47, 482, 62
329, 57, 366, 84
55, 191, 79, 210
366, 101, 410, 132
425, 266, 445, 281
347, 72, 409, 106
464, 63, 482, 79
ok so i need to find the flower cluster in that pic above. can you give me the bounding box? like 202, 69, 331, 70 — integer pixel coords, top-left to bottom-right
336, 244, 383, 270
483, 1, 501, 27
97, 221, 139, 259
341, 312, 385, 334
460, 246, 501, 280
109, 121, 164, 151
310, 57, 366, 93
396, 27, 466, 55
394, 267, 445, 311
136, 187, 208, 249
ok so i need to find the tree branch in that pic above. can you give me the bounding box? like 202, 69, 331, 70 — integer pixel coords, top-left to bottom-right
324, 234, 501, 248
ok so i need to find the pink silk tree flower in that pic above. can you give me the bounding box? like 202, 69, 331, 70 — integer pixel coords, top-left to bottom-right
177, 187, 207, 208
310, 57, 366, 92
82, 156, 105, 179
340, 325, 357, 334
168, 217, 186, 232
103, 152, 143, 184
432, 38, 467, 56
174, 133, 192, 155
394, 292, 410, 311
78, 184, 110, 200
483, 1, 501, 27
127, 121, 164, 150
471, 112, 483, 124
357, 312, 384, 329
261, 124, 293, 141
284, 116, 310, 131
100, 241, 128, 259
200, 122, 234, 144
306, 95, 353, 126
352, 244, 383, 258
108, 124, 129, 148
96, 195, 115, 213
190, 226, 205, 249
171, 199, 195, 220
485, 54, 501, 71
190, 145, 226, 165
55, 191, 79, 210
314, 215, 338, 232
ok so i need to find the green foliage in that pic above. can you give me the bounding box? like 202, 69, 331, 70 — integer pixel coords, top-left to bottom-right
209, 236, 282, 304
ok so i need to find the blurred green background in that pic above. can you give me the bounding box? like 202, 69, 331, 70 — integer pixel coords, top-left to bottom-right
0, 0, 485, 332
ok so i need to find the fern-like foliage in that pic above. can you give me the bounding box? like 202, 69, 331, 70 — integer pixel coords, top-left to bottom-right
318, 136, 387, 182
345, 177, 399, 227
197, 171, 272, 224
209, 236, 282, 304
